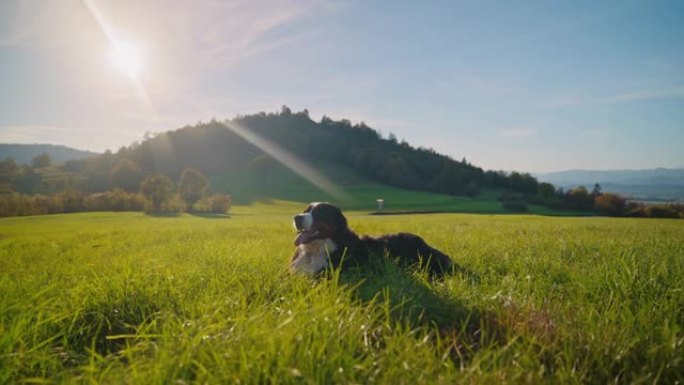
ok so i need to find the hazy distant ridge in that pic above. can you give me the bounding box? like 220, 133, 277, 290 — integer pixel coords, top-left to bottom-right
535, 168, 684, 201
0, 144, 99, 165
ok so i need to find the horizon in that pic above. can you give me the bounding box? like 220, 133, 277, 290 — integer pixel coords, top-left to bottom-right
1, 1, 683, 173
3, 132, 684, 175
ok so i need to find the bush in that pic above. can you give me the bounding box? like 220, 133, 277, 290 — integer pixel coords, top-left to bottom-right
0, 190, 148, 217
83, 189, 146, 212
153, 193, 186, 214
192, 194, 231, 214
57, 190, 86, 213
0, 194, 60, 216
646, 204, 680, 219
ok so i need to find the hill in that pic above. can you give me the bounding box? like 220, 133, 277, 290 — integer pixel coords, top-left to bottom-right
0, 144, 99, 165
105, 108, 536, 199
535, 168, 684, 202
0, 108, 547, 213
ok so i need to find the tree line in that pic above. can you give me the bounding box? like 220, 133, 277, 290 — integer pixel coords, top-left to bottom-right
500, 183, 684, 218
0, 158, 230, 217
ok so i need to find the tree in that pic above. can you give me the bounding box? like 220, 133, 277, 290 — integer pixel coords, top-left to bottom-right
462, 181, 480, 197
565, 186, 593, 210
594, 193, 626, 216
32, 153, 52, 168
0, 157, 20, 193
537, 182, 556, 200
378, 155, 418, 188
430, 161, 465, 195
82, 150, 116, 192
140, 174, 175, 212
110, 158, 143, 192
510, 172, 538, 194
178, 168, 209, 209
248, 155, 276, 184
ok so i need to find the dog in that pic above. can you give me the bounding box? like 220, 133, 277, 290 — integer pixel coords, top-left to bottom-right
290, 202, 453, 276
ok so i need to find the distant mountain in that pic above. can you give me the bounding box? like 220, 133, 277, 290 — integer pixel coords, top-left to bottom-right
535, 168, 684, 202
0, 144, 99, 165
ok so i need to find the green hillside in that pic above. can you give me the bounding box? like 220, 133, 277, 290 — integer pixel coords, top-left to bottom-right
79, 110, 538, 203
212, 161, 577, 216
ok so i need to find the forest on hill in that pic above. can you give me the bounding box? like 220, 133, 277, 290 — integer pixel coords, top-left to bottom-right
111, 106, 535, 197
1, 107, 682, 218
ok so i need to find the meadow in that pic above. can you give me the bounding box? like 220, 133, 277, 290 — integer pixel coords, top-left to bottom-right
1, 202, 682, 384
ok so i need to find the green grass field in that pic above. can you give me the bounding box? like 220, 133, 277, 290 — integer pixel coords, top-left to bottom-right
1, 203, 683, 384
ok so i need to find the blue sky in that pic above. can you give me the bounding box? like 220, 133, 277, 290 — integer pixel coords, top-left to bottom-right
1, 0, 682, 172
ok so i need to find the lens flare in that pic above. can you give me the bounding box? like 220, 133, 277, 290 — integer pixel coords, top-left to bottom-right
223, 122, 348, 202
82, 0, 153, 112
109, 41, 143, 79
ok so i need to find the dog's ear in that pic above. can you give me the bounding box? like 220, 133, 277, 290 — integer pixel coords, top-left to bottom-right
333, 206, 347, 230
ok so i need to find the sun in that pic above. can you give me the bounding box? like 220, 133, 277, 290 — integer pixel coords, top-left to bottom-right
109, 40, 144, 79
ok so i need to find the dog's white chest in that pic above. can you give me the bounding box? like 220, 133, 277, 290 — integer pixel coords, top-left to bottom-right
290, 239, 337, 275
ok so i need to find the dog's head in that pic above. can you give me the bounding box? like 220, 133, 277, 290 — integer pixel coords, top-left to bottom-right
293, 202, 347, 246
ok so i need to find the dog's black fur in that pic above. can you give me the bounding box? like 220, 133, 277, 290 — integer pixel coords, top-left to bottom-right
291, 202, 453, 276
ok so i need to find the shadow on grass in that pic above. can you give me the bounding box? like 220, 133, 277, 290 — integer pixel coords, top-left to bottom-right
188, 213, 231, 219
337, 260, 506, 365
143, 212, 232, 219
144, 211, 182, 217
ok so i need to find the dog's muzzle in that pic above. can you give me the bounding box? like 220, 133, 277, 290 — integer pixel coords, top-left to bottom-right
293, 213, 318, 246
293, 213, 313, 231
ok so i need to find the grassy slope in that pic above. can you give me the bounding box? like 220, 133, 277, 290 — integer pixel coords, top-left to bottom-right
211, 162, 577, 216
1, 207, 683, 384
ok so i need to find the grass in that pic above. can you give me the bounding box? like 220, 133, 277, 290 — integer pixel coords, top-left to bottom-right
1, 204, 683, 384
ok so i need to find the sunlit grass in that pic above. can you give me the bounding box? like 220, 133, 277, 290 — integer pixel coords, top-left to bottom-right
1, 206, 682, 383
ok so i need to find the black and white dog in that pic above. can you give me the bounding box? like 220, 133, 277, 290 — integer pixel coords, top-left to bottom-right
291, 202, 453, 276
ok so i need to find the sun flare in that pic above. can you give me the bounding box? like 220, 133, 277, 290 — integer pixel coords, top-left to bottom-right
109, 41, 144, 79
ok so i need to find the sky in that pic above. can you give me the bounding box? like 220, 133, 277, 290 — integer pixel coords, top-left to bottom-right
0, 0, 683, 173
